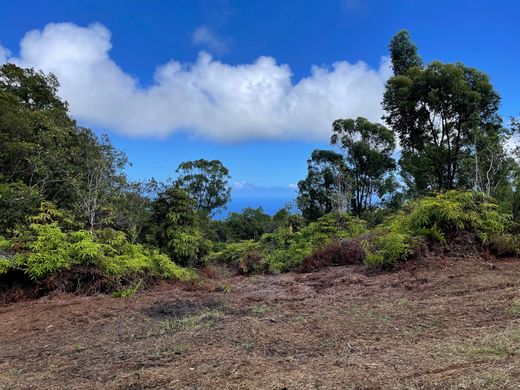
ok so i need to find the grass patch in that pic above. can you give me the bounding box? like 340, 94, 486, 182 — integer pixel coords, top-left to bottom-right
250, 304, 270, 315
506, 299, 520, 317
72, 344, 83, 352
112, 279, 142, 298
159, 309, 223, 332
153, 342, 189, 358
464, 331, 520, 358
367, 309, 390, 322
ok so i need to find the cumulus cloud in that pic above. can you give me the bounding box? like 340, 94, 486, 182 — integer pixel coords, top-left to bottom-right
192, 25, 229, 55
0, 44, 10, 63
1, 22, 391, 142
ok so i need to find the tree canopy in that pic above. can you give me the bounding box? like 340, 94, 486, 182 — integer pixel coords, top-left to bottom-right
175, 159, 231, 216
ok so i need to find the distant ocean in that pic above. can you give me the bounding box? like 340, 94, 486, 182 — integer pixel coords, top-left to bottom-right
215, 185, 297, 219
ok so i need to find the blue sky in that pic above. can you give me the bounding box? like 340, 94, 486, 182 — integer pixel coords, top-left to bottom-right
1, 0, 519, 214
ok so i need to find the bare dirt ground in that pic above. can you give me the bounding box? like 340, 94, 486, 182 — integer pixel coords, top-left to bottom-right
2, 255, 520, 389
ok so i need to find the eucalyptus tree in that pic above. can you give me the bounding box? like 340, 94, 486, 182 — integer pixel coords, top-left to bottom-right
331, 117, 396, 216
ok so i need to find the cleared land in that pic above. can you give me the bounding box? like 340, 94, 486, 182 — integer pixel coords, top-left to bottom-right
2, 255, 520, 389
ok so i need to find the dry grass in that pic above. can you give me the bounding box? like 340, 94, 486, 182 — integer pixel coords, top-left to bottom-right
1, 255, 520, 389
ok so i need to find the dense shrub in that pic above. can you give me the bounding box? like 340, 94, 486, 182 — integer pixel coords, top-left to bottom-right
204, 240, 264, 274
362, 191, 511, 269
407, 191, 509, 244
0, 182, 43, 235
488, 233, 520, 257
0, 204, 195, 284
205, 212, 367, 273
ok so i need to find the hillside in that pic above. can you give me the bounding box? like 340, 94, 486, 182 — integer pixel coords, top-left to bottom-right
2, 254, 520, 389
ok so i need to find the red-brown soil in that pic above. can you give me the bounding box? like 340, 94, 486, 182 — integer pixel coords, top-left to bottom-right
2, 255, 520, 389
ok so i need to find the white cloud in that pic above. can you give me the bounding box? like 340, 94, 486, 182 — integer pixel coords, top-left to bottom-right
1, 22, 391, 142
0, 44, 10, 63
192, 25, 229, 55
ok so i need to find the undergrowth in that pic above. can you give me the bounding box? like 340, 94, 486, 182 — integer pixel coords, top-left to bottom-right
0, 203, 195, 286
206, 191, 515, 273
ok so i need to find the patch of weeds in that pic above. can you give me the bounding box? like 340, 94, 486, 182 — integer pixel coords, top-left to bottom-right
219, 283, 232, 293
72, 344, 83, 352
465, 332, 520, 358
153, 343, 189, 358
235, 339, 256, 350
250, 304, 270, 315
160, 309, 223, 333
469, 345, 511, 357
345, 304, 391, 323
478, 370, 509, 388
397, 298, 407, 305
112, 279, 142, 298
367, 309, 390, 322
506, 299, 520, 317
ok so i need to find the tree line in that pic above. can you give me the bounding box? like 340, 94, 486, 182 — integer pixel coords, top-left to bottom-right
0, 30, 519, 285
297, 30, 519, 223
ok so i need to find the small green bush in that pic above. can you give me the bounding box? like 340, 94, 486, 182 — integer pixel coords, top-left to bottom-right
0, 236, 11, 250
364, 231, 413, 269
488, 233, 520, 257
0, 258, 11, 275
112, 279, 142, 298
407, 191, 509, 244
204, 240, 263, 274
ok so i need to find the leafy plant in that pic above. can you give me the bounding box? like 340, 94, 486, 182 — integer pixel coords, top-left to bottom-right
112, 279, 142, 298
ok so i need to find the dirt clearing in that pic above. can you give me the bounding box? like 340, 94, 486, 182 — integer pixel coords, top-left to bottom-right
2, 255, 520, 389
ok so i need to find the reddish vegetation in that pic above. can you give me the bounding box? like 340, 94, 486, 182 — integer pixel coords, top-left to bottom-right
2, 255, 520, 389
300, 239, 365, 272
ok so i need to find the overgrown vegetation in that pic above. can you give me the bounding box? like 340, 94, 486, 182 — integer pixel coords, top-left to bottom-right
1, 29, 519, 300
206, 190, 515, 272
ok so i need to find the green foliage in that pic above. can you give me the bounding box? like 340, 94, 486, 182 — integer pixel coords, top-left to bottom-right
0, 258, 10, 275
383, 54, 502, 193
222, 207, 273, 241
175, 159, 231, 216
0, 236, 12, 276
297, 149, 349, 222
112, 279, 142, 298
363, 191, 511, 269
207, 212, 367, 273
488, 233, 520, 257
364, 231, 413, 269
0, 182, 43, 235
14, 222, 71, 280
407, 191, 509, 244
10, 205, 195, 282
263, 212, 367, 273
0, 235, 11, 250
389, 30, 423, 76
205, 240, 263, 273
152, 186, 209, 266
331, 117, 396, 216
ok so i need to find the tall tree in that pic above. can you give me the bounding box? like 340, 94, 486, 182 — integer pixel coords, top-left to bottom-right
297, 149, 350, 222
383, 56, 501, 193
175, 159, 231, 216
151, 186, 207, 266
331, 117, 396, 216
70, 131, 127, 232
389, 30, 423, 76
224, 207, 272, 241
0, 64, 78, 206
